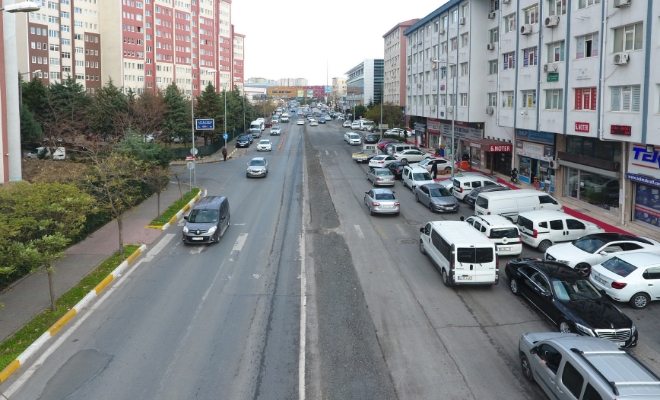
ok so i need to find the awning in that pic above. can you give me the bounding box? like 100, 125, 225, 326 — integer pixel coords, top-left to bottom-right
467, 138, 512, 152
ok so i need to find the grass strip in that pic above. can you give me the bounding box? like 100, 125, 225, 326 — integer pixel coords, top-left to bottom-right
0, 245, 139, 371
149, 187, 200, 226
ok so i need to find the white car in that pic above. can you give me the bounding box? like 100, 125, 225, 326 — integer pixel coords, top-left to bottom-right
342, 120, 352, 128
464, 215, 523, 256
402, 165, 435, 190
418, 157, 453, 174
310, 119, 319, 126
344, 132, 362, 145
351, 121, 361, 130
590, 252, 660, 309
393, 149, 429, 163
545, 233, 660, 272
368, 155, 397, 168
385, 128, 411, 138
296, 119, 305, 125
257, 139, 272, 151
270, 126, 281, 135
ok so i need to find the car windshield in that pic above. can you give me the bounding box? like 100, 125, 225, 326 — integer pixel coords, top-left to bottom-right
456, 248, 493, 263
259, 140, 269, 144
572, 236, 607, 253
551, 279, 602, 301
187, 209, 219, 223
429, 187, 452, 197
600, 257, 637, 277
375, 193, 395, 200
413, 172, 432, 180
249, 159, 265, 166
489, 228, 519, 239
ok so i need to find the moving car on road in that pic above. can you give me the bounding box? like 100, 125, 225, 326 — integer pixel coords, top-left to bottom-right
364, 188, 400, 216
270, 126, 281, 135
246, 157, 268, 178
236, 135, 251, 148
182, 196, 230, 244
257, 139, 272, 152
517, 210, 604, 252
366, 167, 395, 187
414, 183, 458, 213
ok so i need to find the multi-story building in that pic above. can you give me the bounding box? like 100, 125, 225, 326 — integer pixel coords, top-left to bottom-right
332, 77, 347, 98
407, 0, 660, 235
345, 59, 384, 109
383, 19, 418, 107
232, 28, 244, 92
278, 78, 308, 87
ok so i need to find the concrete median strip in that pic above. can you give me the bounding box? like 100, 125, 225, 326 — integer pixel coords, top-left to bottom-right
0, 244, 147, 384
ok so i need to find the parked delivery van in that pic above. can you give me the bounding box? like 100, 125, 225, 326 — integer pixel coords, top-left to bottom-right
474, 189, 561, 222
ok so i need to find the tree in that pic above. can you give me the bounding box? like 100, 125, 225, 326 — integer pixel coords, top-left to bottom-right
20, 77, 49, 125
195, 83, 223, 145
115, 133, 173, 167
89, 79, 129, 140
131, 89, 166, 141
42, 76, 91, 143
364, 103, 405, 130
354, 104, 367, 120
20, 106, 43, 145
162, 83, 191, 142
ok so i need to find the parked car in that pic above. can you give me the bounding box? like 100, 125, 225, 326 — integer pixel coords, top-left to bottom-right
384, 127, 411, 138
417, 157, 453, 174
236, 135, 251, 148
377, 139, 398, 153
414, 183, 458, 213
452, 173, 498, 201
364, 188, 400, 216
518, 333, 660, 400
393, 149, 429, 163
246, 157, 268, 178
475, 189, 561, 222
366, 167, 395, 187
368, 155, 397, 168
505, 259, 638, 348
402, 165, 435, 190
352, 144, 378, 163
342, 120, 352, 128
464, 184, 510, 209
351, 121, 361, 130
257, 139, 272, 152
463, 215, 522, 256
589, 252, 660, 309
517, 210, 604, 252
545, 232, 660, 274
296, 119, 305, 125
387, 160, 408, 180
363, 134, 379, 144
344, 132, 362, 145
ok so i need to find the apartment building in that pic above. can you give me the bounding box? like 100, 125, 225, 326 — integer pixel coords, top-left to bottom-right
345, 59, 384, 109
232, 29, 244, 92
383, 19, 418, 107
407, 0, 659, 234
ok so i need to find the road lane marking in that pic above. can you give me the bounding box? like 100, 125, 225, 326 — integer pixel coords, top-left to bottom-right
354, 224, 365, 240
189, 246, 204, 255
144, 233, 175, 261
324, 150, 329, 156
232, 233, 248, 253
396, 223, 407, 237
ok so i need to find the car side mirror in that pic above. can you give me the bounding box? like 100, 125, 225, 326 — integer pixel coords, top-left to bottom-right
459, 216, 465, 221
365, 191, 369, 195
419, 227, 425, 233
183, 215, 188, 221
598, 251, 607, 256
529, 346, 538, 355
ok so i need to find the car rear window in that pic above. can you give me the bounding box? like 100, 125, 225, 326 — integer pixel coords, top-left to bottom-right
375, 170, 391, 176
489, 228, 519, 239
600, 257, 637, 277
413, 172, 432, 180
475, 196, 489, 209
375, 193, 395, 200
517, 216, 533, 230
456, 248, 494, 263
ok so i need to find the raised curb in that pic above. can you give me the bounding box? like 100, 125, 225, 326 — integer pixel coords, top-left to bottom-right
159, 189, 205, 231
0, 244, 147, 384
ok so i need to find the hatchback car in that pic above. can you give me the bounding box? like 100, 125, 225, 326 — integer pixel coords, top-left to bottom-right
368, 155, 397, 168
257, 139, 272, 152
366, 167, 395, 187
505, 259, 637, 348
377, 139, 398, 153
246, 157, 268, 178
363, 134, 379, 144
417, 157, 453, 174
364, 188, 400, 216
414, 183, 458, 213
589, 252, 660, 309
387, 160, 408, 180
464, 214, 522, 256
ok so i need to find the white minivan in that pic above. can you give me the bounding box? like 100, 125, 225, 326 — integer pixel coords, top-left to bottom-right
474, 189, 561, 222
463, 215, 523, 256
452, 173, 498, 201
402, 165, 435, 190
517, 210, 604, 252
419, 221, 499, 286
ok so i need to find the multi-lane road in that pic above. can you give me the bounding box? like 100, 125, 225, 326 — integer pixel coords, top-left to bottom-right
3, 118, 660, 400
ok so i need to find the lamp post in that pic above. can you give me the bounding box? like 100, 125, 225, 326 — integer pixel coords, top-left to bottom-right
2, 1, 41, 182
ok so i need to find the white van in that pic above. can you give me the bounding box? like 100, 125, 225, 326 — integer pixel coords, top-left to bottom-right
517, 210, 604, 252
249, 119, 265, 137
475, 189, 561, 222
419, 221, 499, 286
452, 173, 498, 201
463, 215, 523, 256
402, 165, 435, 190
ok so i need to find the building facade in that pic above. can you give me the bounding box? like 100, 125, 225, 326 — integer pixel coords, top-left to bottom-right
232, 29, 244, 92
383, 19, 418, 107
345, 59, 384, 108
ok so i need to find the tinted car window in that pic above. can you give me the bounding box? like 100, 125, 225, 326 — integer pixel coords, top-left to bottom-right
375, 193, 395, 200
188, 209, 219, 223
249, 159, 266, 166
566, 219, 586, 230
537, 344, 562, 374
561, 362, 584, 398
518, 216, 533, 230
476, 196, 489, 209
551, 278, 602, 301
489, 227, 519, 239
573, 236, 607, 253
413, 172, 432, 180
600, 257, 637, 277
457, 248, 494, 263
582, 384, 603, 400
644, 267, 660, 280
539, 195, 558, 204
549, 220, 563, 230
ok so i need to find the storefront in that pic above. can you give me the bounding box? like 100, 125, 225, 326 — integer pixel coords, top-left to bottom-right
515, 130, 556, 190
426, 118, 441, 149
438, 120, 483, 164
413, 121, 426, 148
627, 144, 660, 231
463, 138, 512, 174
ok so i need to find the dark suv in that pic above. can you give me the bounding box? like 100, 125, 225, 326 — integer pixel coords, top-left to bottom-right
505, 259, 637, 348
236, 135, 251, 148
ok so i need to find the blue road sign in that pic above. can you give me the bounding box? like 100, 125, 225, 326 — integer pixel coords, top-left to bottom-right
195, 118, 215, 130
223, 133, 229, 141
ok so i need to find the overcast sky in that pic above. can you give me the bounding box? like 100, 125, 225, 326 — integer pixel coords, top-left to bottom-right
231, 0, 448, 86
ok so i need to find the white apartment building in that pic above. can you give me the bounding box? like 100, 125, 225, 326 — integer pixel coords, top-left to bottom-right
345, 59, 383, 109
383, 19, 418, 107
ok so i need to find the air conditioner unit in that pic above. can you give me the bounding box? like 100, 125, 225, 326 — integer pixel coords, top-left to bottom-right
544, 15, 560, 27
486, 106, 494, 115
613, 52, 630, 65
486, 43, 495, 51
549, 159, 557, 169
543, 63, 558, 73
488, 11, 496, 20
520, 24, 533, 35
439, 28, 445, 35
459, 17, 466, 25
614, 0, 631, 7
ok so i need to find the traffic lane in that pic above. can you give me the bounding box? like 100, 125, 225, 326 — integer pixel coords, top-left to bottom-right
311, 128, 542, 399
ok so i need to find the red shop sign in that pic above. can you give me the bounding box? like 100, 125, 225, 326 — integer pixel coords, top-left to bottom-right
488, 144, 512, 152
611, 125, 632, 136
575, 122, 590, 133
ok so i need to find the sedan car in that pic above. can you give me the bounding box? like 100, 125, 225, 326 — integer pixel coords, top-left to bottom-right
366, 167, 395, 187
414, 183, 459, 213
393, 149, 429, 163
589, 252, 660, 309
384, 128, 411, 138
296, 119, 305, 125
368, 155, 397, 168
236, 135, 251, 148
544, 233, 660, 274
309, 119, 319, 126
342, 120, 352, 128
257, 139, 272, 152
246, 157, 268, 178
505, 259, 637, 348
270, 126, 281, 136
464, 184, 510, 208
377, 139, 398, 153
363, 134, 379, 144
364, 188, 400, 216
417, 157, 453, 174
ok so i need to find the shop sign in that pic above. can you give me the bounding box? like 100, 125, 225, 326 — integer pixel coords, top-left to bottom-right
574, 122, 590, 133
631, 145, 660, 169
515, 129, 555, 145
611, 124, 631, 136
547, 72, 559, 82
427, 119, 440, 132
488, 144, 512, 152
439, 123, 482, 141
627, 173, 660, 188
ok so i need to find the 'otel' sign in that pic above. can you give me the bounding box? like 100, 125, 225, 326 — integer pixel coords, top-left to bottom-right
632, 145, 660, 169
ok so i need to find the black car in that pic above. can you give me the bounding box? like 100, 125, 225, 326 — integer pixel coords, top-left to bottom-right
505, 259, 637, 348
364, 134, 379, 144
236, 135, 251, 148
464, 184, 510, 208
387, 160, 408, 180
318, 117, 326, 124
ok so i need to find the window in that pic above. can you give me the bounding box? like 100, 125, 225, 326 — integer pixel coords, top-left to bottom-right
576, 33, 599, 59
504, 13, 516, 33
488, 59, 498, 75
490, 0, 499, 12
522, 90, 536, 108
502, 91, 514, 108
643, 267, 660, 280
449, 64, 456, 78
582, 384, 603, 400
550, 220, 564, 230
524, 5, 539, 24
613, 22, 643, 52
488, 93, 498, 107
503, 52, 515, 70
561, 362, 585, 398
536, 343, 562, 374
545, 89, 563, 110
578, 0, 600, 9
460, 93, 468, 106
461, 33, 469, 48
549, 0, 567, 16
611, 85, 641, 112
523, 47, 537, 66
575, 87, 597, 111
566, 219, 586, 230
489, 28, 499, 44
450, 37, 457, 51
547, 40, 565, 62
460, 62, 469, 76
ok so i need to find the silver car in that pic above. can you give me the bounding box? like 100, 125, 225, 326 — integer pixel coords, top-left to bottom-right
364, 188, 400, 216
414, 183, 459, 213
246, 157, 268, 178
366, 167, 395, 187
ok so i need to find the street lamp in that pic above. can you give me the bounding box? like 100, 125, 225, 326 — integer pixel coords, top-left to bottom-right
432, 58, 457, 179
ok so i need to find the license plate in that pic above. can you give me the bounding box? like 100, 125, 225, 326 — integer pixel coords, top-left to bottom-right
457, 275, 472, 281
499, 246, 510, 251
616, 341, 625, 348
593, 275, 607, 285
191, 237, 204, 241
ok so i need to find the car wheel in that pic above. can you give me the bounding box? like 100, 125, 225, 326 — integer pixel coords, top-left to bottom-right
509, 278, 520, 295
538, 240, 552, 253
428, 202, 435, 213
558, 321, 572, 333
419, 239, 426, 254
415, 193, 420, 203
402, 158, 408, 163
441, 269, 452, 287
629, 292, 650, 309
575, 263, 591, 277
520, 354, 534, 382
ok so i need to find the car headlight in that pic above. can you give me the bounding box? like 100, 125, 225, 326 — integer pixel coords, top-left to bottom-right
183, 225, 189, 233
545, 253, 555, 261
575, 323, 596, 337
631, 324, 637, 334
208, 226, 217, 234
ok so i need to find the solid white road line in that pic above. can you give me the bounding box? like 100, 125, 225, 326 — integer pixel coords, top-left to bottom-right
144, 233, 175, 261
232, 233, 248, 253
354, 224, 365, 240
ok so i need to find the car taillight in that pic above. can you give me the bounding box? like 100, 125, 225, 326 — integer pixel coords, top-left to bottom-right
372, 202, 381, 206
611, 281, 627, 290
394, 202, 400, 206
456, 187, 463, 192
532, 229, 538, 238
